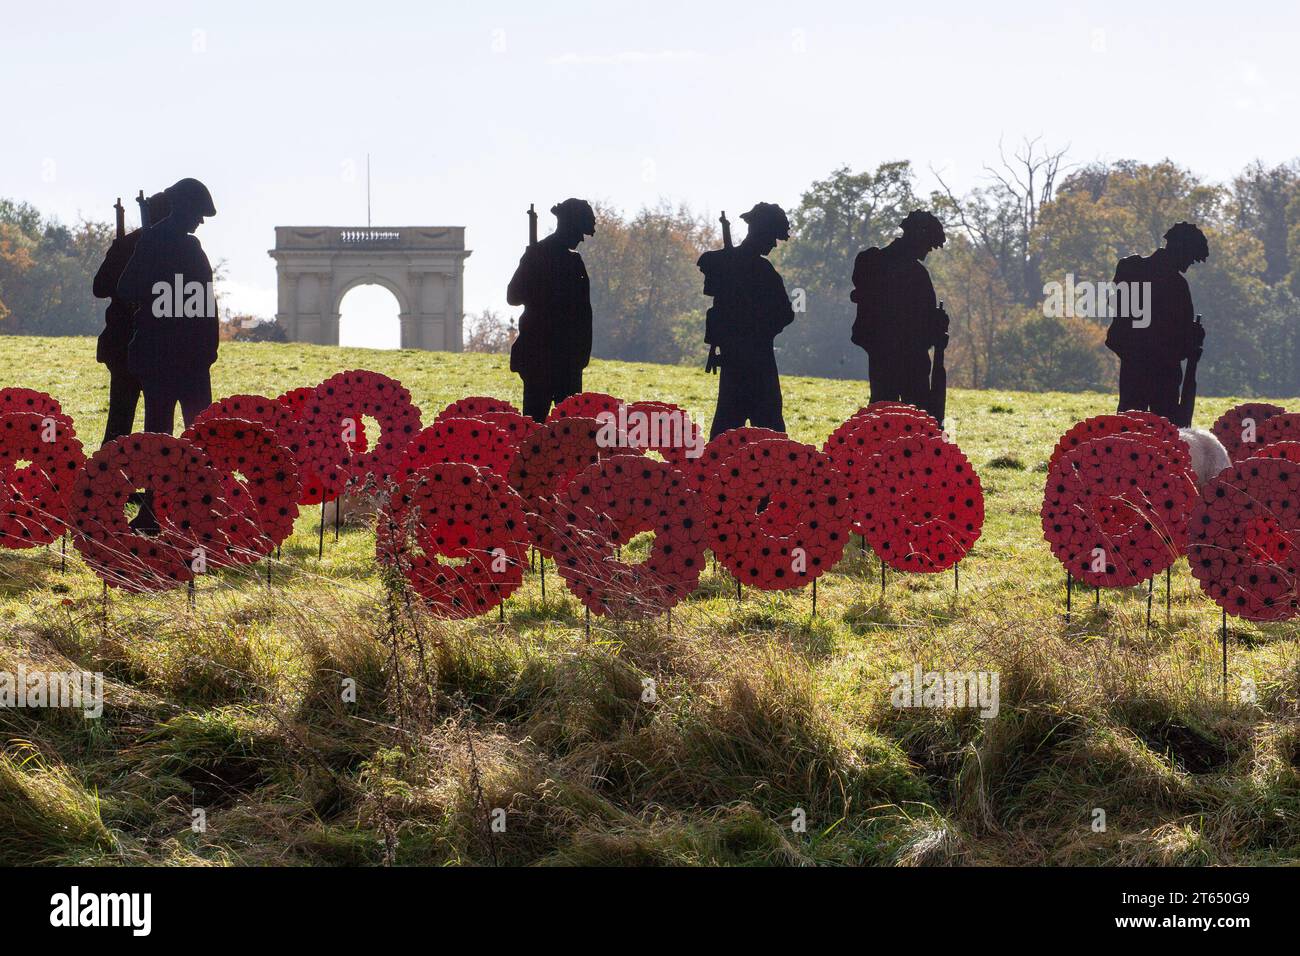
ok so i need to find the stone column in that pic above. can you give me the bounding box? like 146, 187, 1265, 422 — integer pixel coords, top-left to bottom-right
398, 312, 417, 350
448, 269, 464, 351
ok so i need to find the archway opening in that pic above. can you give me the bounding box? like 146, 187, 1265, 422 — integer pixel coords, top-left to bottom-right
338, 284, 401, 350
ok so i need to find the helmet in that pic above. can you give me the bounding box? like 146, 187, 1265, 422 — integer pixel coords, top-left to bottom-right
1163, 222, 1209, 263
163, 178, 216, 218
739, 202, 791, 241
145, 192, 170, 222
899, 210, 946, 249
552, 198, 596, 236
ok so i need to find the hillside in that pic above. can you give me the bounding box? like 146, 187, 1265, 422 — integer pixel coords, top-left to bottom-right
1, 336, 1298, 865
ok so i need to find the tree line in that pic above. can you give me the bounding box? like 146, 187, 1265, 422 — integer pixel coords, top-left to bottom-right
476, 148, 1298, 397
6, 146, 1300, 397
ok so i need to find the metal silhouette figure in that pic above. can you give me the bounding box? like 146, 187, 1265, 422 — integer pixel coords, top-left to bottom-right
850, 211, 949, 420
1106, 222, 1209, 426
116, 178, 219, 438
92, 191, 170, 445
698, 202, 795, 440
507, 199, 596, 422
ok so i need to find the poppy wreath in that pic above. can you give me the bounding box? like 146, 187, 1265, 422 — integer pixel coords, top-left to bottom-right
396, 416, 519, 480
622, 400, 703, 470
182, 417, 302, 552
847, 401, 941, 426
702, 437, 852, 590
1186, 454, 1300, 622
193, 393, 297, 435
0, 388, 69, 424
375, 462, 529, 618
858, 433, 984, 572
1256, 412, 1300, 449
193, 393, 309, 509
509, 415, 641, 503
552, 456, 708, 618
685, 426, 785, 493
1048, 413, 1188, 474
479, 410, 542, 450
311, 370, 423, 489
523, 492, 579, 562
69, 434, 242, 592
434, 396, 521, 421
823, 410, 943, 537
277, 385, 360, 504
1212, 402, 1287, 462
1252, 441, 1300, 463
548, 391, 624, 421
0, 411, 86, 548
1040, 433, 1197, 588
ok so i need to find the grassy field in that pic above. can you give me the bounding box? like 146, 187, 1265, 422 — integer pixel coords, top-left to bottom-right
2, 334, 1299, 866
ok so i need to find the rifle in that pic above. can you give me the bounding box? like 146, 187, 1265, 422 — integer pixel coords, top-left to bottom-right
135, 189, 152, 229
528, 203, 538, 247
114, 198, 125, 240
703, 211, 733, 374
929, 300, 948, 426
1176, 313, 1204, 428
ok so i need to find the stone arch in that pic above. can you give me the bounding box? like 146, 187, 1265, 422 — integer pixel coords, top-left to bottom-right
332, 273, 412, 318
335, 279, 407, 349
269, 226, 471, 350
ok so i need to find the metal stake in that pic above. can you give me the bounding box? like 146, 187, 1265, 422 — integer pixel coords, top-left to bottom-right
1221, 609, 1228, 702
1146, 577, 1153, 632
1170, 564, 1180, 624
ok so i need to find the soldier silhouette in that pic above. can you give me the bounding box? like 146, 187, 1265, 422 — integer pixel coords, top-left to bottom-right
507, 199, 596, 422
698, 202, 795, 440
850, 210, 949, 419
1106, 222, 1209, 425
92, 191, 170, 445
116, 178, 220, 437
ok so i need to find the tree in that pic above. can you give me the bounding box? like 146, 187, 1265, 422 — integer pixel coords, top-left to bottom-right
935, 138, 1069, 306
0, 199, 109, 337
464, 309, 515, 354
582, 201, 715, 366
929, 235, 1018, 389
990, 312, 1112, 392
1230, 160, 1300, 284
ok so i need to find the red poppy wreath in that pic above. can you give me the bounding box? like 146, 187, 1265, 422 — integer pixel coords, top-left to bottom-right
1212, 402, 1287, 463
857, 433, 984, 572
547, 391, 624, 421
183, 416, 302, 553
552, 456, 708, 618
397, 416, 519, 481
1186, 453, 1300, 622
1041, 433, 1197, 588
375, 462, 529, 618
0, 411, 86, 548
278, 385, 361, 504
701, 437, 851, 590
434, 395, 521, 421
70, 434, 247, 591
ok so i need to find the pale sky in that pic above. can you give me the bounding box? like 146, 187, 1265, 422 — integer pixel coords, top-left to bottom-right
2, 0, 1296, 348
